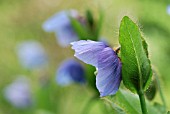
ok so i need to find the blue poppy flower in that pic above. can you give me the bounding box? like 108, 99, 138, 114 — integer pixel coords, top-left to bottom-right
16, 41, 48, 70
56, 59, 86, 86
42, 10, 80, 47
3, 76, 32, 108
71, 40, 122, 97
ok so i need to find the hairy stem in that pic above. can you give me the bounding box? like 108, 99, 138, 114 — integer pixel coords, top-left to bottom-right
138, 90, 148, 114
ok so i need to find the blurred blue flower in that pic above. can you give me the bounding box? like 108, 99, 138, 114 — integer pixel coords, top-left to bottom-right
167, 5, 170, 15
71, 40, 122, 97
42, 10, 81, 47
56, 59, 86, 86
4, 76, 32, 108
16, 41, 48, 70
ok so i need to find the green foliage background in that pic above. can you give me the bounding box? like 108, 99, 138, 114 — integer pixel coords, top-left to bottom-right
0, 0, 170, 113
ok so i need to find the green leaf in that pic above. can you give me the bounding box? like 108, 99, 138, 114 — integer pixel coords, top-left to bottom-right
70, 10, 103, 41
104, 89, 162, 114
86, 10, 94, 28
70, 17, 89, 40
84, 64, 99, 95
141, 36, 149, 57
94, 10, 103, 40
119, 16, 152, 93
85, 10, 103, 41
145, 79, 157, 101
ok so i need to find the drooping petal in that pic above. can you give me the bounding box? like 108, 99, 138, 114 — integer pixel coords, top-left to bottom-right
96, 47, 122, 97
71, 40, 122, 97
71, 40, 108, 67
56, 59, 85, 86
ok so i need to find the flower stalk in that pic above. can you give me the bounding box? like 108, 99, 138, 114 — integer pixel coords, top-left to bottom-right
138, 90, 148, 114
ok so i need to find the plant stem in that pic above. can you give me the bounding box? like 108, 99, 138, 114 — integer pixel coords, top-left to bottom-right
138, 90, 148, 114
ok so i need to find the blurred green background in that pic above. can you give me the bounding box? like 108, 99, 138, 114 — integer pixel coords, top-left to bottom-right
0, 0, 170, 114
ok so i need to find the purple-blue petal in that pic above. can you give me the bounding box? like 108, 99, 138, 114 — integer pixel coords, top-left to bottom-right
96, 47, 121, 97
56, 59, 85, 86
42, 11, 70, 32
54, 24, 78, 47
71, 40, 108, 67
71, 40, 122, 97
42, 10, 79, 47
